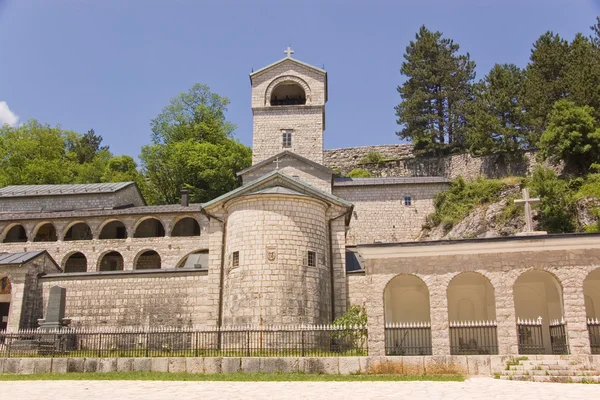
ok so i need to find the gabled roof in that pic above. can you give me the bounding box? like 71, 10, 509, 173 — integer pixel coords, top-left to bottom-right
250, 186, 308, 197
237, 150, 333, 177
0, 182, 136, 198
0, 250, 57, 268
250, 57, 326, 79
203, 170, 353, 220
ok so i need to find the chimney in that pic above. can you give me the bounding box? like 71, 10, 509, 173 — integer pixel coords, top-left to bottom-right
181, 188, 189, 207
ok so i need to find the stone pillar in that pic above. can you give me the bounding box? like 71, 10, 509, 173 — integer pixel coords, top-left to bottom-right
495, 281, 519, 355
205, 214, 225, 327
561, 268, 590, 355
330, 218, 347, 319
429, 276, 450, 355
365, 274, 385, 356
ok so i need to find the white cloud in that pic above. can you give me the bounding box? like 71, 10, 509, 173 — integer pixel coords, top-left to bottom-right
0, 101, 19, 127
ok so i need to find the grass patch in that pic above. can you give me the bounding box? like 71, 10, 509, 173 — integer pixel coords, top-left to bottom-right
0, 371, 465, 382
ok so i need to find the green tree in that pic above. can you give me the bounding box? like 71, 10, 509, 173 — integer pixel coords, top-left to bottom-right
522, 31, 569, 137
564, 33, 600, 120
69, 129, 109, 164
527, 167, 575, 233
590, 16, 600, 48
395, 25, 476, 154
539, 100, 600, 173
466, 64, 528, 154
140, 83, 251, 204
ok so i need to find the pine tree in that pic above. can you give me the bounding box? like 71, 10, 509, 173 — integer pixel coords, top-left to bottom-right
590, 16, 600, 48
395, 25, 476, 154
466, 64, 527, 154
522, 31, 569, 139
564, 33, 600, 120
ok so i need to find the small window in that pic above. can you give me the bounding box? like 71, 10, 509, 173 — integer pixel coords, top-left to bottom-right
282, 131, 292, 148
232, 251, 239, 267
403, 196, 412, 206
307, 251, 316, 267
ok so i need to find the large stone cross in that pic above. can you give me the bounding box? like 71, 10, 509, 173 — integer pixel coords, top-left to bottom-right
514, 188, 541, 232
284, 46, 294, 58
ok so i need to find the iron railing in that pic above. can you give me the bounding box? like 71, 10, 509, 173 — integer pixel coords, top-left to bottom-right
588, 318, 600, 355
449, 320, 498, 355
549, 318, 569, 355
385, 322, 432, 356
0, 325, 368, 358
517, 318, 544, 354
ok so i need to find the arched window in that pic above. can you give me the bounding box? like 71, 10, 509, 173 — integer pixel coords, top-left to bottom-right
99, 221, 127, 240
134, 218, 165, 238
270, 83, 306, 106
64, 252, 88, 273
176, 250, 208, 269
171, 218, 200, 237
64, 223, 93, 241
33, 223, 57, 242
98, 251, 124, 271
3, 225, 27, 243
135, 250, 161, 270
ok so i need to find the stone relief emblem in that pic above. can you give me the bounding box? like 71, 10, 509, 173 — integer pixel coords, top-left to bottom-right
266, 245, 277, 262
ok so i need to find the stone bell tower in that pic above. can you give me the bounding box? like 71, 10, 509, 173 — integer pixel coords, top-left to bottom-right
250, 47, 327, 165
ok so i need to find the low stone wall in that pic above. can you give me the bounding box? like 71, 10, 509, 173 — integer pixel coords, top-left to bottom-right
324, 145, 562, 181
2, 355, 599, 376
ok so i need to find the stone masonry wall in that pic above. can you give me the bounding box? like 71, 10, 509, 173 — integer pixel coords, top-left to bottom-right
222, 195, 331, 325
351, 236, 600, 356
40, 270, 214, 329
324, 145, 561, 181
334, 183, 448, 245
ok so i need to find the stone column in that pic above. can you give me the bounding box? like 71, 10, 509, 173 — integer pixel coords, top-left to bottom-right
366, 274, 385, 356
560, 267, 590, 355
205, 214, 225, 327
495, 281, 519, 355
429, 276, 450, 355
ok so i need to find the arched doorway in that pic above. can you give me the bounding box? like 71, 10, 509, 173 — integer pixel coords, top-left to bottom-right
171, 218, 200, 237
134, 218, 165, 238
98, 251, 124, 271
64, 252, 88, 273
584, 268, 600, 354
3, 224, 27, 243
0, 275, 11, 331
64, 223, 92, 241
383, 274, 431, 355
447, 272, 498, 354
33, 223, 57, 242
514, 270, 567, 354
135, 250, 161, 270
99, 220, 127, 239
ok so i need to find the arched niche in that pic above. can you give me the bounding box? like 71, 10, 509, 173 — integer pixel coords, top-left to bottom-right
98, 251, 124, 271
447, 272, 496, 322
270, 82, 306, 106
33, 223, 57, 242
3, 224, 27, 243
176, 250, 208, 269
134, 250, 161, 270
0, 275, 11, 331
514, 269, 565, 354
64, 222, 93, 241
99, 220, 127, 240
171, 217, 200, 237
384, 274, 431, 323
63, 252, 88, 273
134, 218, 165, 238
584, 269, 600, 320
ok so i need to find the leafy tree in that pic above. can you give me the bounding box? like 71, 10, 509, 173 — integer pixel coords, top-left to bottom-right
539, 100, 600, 173
466, 64, 528, 154
522, 31, 569, 137
346, 168, 372, 178
396, 25, 476, 154
69, 129, 109, 164
527, 167, 575, 233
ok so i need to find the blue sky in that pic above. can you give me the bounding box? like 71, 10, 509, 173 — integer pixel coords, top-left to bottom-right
1, 0, 599, 160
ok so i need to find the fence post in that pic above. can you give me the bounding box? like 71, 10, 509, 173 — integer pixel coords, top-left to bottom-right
97, 333, 102, 358
145, 332, 149, 357
195, 331, 199, 358
246, 329, 250, 357
6, 335, 11, 358
301, 330, 305, 357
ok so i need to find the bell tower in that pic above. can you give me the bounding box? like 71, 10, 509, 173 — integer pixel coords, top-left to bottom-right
250, 48, 327, 165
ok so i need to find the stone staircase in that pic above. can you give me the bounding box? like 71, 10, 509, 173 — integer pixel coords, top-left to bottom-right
499, 357, 600, 383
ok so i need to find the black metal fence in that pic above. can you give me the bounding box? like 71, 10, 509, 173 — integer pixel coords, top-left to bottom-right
549, 319, 569, 355
449, 321, 498, 355
0, 325, 368, 358
589, 319, 600, 355
385, 322, 432, 356
517, 318, 544, 354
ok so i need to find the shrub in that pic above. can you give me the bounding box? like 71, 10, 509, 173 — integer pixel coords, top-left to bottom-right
347, 168, 372, 178
360, 151, 385, 164
526, 167, 576, 233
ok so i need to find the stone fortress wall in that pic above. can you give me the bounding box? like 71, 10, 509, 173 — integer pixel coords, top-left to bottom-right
324, 145, 558, 181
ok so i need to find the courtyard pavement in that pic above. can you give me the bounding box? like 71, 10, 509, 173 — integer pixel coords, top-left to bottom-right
2, 378, 598, 399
